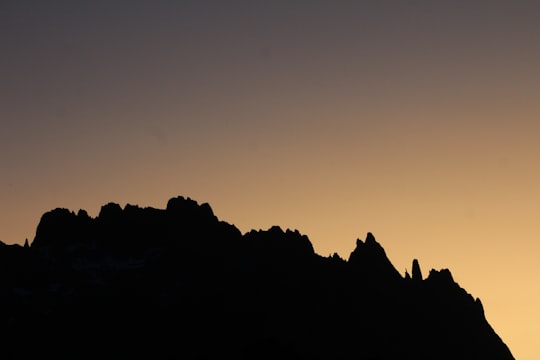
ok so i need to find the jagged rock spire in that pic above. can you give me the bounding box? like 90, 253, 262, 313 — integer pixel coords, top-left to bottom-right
405, 270, 411, 280
412, 259, 423, 281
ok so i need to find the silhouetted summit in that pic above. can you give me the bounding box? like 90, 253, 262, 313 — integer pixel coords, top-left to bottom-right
348, 232, 402, 282
412, 258, 423, 281
0, 196, 514, 359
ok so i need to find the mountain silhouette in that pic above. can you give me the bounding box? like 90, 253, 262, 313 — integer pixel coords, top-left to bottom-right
0, 196, 514, 359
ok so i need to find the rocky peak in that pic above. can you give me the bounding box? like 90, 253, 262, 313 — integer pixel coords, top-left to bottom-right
412, 258, 423, 281
243, 225, 315, 262
166, 196, 216, 220
32, 208, 79, 248
426, 268, 455, 285
98, 202, 123, 219
348, 232, 402, 281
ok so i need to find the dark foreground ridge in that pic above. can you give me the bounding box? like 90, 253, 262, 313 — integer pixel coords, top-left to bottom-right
0, 196, 514, 359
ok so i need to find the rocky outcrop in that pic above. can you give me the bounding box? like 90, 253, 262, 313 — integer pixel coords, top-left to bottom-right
0, 196, 514, 359
348, 232, 402, 282
412, 258, 423, 281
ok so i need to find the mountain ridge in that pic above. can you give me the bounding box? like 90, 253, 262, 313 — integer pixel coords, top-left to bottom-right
0, 195, 514, 359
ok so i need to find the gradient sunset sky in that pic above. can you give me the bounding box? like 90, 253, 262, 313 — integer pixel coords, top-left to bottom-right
2, 1, 539, 358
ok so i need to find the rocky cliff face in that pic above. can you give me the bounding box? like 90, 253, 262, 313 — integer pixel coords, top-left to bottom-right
0, 196, 514, 359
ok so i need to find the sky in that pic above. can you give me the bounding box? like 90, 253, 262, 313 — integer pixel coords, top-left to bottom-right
1, 1, 539, 358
